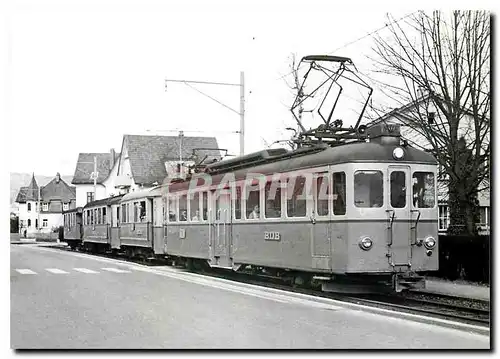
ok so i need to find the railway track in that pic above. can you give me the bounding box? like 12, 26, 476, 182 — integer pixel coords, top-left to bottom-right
47, 244, 490, 328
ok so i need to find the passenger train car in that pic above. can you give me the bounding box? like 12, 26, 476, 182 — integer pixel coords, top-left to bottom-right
62, 122, 438, 292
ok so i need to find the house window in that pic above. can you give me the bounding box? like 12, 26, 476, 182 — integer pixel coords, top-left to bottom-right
478, 207, 490, 227
87, 192, 95, 204
28, 219, 31, 228
63, 203, 69, 211
27, 203, 31, 212
42, 203, 48, 211
35, 219, 38, 229
438, 205, 449, 231
42, 219, 48, 227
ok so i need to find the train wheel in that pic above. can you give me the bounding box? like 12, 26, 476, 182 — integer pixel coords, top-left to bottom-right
185, 258, 195, 271
293, 274, 312, 288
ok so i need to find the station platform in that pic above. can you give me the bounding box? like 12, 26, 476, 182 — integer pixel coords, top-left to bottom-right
418, 277, 490, 301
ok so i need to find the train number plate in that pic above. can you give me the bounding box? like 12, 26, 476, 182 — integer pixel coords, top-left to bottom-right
264, 231, 281, 241
179, 228, 186, 239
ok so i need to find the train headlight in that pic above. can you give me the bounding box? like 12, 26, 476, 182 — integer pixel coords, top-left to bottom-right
393, 147, 405, 160
424, 236, 436, 249
359, 237, 373, 251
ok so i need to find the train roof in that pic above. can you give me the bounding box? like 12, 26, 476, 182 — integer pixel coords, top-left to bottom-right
210, 141, 435, 175
166, 141, 437, 192
62, 207, 83, 214
120, 187, 163, 202
83, 194, 125, 209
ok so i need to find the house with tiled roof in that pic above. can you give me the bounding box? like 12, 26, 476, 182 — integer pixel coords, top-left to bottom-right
113, 134, 221, 192
71, 135, 221, 205
16, 173, 76, 237
71, 150, 120, 207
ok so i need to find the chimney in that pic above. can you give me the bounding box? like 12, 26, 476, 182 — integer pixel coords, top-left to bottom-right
56, 172, 61, 183
110, 149, 116, 169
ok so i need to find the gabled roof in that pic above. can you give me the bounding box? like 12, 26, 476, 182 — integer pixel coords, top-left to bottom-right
72, 152, 120, 185
121, 135, 221, 186
41, 174, 76, 202
15, 173, 39, 203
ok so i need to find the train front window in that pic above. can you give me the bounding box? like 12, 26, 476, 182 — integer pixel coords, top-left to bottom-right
390, 171, 406, 208
412, 172, 435, 208
354, 170, 383, 208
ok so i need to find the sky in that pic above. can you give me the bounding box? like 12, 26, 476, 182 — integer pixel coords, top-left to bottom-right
4, 1, 496, 178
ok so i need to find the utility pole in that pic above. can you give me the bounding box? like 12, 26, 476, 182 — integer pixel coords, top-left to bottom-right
165, 72, 245, 156
37, 186, 41, 235
92, 156, 97, 202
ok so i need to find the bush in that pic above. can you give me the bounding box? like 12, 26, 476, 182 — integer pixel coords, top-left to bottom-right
436, 235, 490, 284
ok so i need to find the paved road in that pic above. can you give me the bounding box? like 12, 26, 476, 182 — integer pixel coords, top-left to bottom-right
11, 244, 490, 349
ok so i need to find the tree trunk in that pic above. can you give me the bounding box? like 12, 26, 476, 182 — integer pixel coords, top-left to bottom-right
447, 180, 479, 236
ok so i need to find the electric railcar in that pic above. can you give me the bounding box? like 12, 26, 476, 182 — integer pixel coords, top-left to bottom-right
164, 122, 438, 292
62, 122, 438, 292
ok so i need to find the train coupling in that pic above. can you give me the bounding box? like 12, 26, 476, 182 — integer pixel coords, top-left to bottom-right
392, 273, 425, 293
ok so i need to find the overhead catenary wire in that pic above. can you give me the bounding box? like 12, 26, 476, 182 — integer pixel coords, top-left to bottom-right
274, 11, 419, 82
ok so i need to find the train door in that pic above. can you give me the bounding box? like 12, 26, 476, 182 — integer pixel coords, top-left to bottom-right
209, 190, 232, 268
152, 197, 164, 254
387, 165, 412, 269
311, 172, 331, 270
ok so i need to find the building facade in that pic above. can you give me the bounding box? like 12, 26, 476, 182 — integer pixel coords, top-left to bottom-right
71, 134, 222, 205
16, 173, 76, 237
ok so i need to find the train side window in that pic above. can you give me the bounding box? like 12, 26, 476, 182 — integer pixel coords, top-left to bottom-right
354, 170, 383, 208
287, 176, 307, 217
202, 192, 208, 221
246, 184, 261, 219
190, 192, 200, 221
139, 201, 146, 222
332, 172, 346, 215
316, 174, 329, 216
98, 208, 102, 224
265, 180, 281, 219
390, 171, 406, 208
235, 186, 242, 219
179, 194, 188, 221
168, 196, 178, 222
121, 204, 126, 223
412, 172, 435, 208
103, 207, 107, 224
133, 202, 138, 223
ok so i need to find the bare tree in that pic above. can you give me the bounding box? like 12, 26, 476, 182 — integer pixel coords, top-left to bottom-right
282, 53, 305, 150
371, 10, 490, 236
